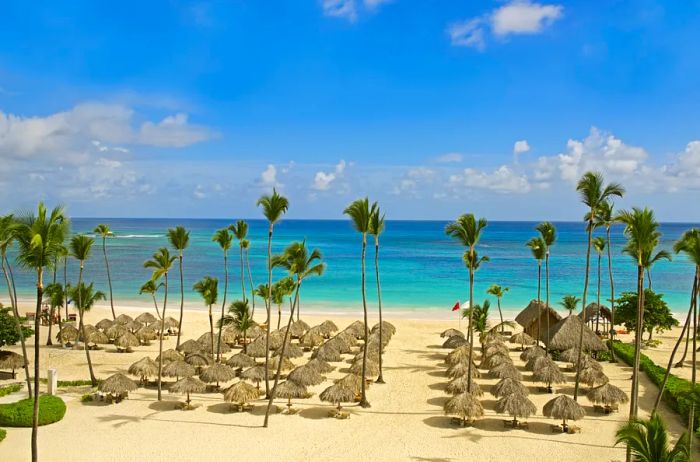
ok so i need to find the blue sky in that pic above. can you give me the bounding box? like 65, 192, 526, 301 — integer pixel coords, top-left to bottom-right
1, 1, 699, 220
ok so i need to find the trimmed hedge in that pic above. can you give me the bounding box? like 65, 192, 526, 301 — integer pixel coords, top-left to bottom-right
611, 341, 700, 434
39, 378, 100, 388
0, 428, 6, 442
0, 384, 21, 398
0, 395, 66, 427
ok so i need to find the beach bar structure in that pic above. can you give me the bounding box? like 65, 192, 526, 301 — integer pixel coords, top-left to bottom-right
514, 300, 562, 343
578, 303, 612, 335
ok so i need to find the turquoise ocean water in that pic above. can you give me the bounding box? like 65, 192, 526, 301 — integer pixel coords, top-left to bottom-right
4, 218, 699, 318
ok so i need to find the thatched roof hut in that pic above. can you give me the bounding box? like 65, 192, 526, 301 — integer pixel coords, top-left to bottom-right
326, 336, 353, 354
560, 347, 582, 363
525, 355, 555, 372
484, 343, 509, 357
312, 345, 342, 363
520, 345, 546, 362
287, 365, 326, 386
268, 331, 285, 350
241, 366, 266, 388
444, 392, 484, 425
481, 352, 512, 370
441, 328, 464, 339
222, 381, 261, 408
319, 320, 339, 336
128, 357, 158, 383
289, 320, 309, 338
135, 312, 157, 325
87, 331, 110, 345
268, 356, 295, 372
533, 364, 566, 387
574, 356, 603, 372
125, 320, 143, 333
273, 380, 309, 410
115, 314, 133, 325
344, 320, 365, 339
58, 325, 79, 343
245, 338, 268, 358
156, 349, 184, 363
306, 358, 335, 374
163, 316, 180, 330
488, 363, 522, 381
587, 383, 629, 407
163, 359, 196, 379
579, 303, 612, 324
200, 338, 231, 355
178, 339, 203, 355
509, 332, 535, 350
371, 320, 396, 336
544, 315, 607, 352
445, 375, 483, 396
300, 331, 324, 349
226, 352, 256, 369
222, 326, 240, 344
0, 351, 25, 377
95, 318, 114, 331
184, 353, 210, 368
169, 376, 206, 408
491, 377, 529, 398
496, 392, 537, 424
115, 332, 139, 352
99, 373, 138, 397
579, 367, 608, 388
543, 395, 585, 429
136, 325, 157, 344
200, 363, 236, 385
247, 324, 264, 339
79, 324, 97, 342
515, 300, 562, 341
320, 383, 355, 411
442, 336, 468, 349
106, 323, 128, 340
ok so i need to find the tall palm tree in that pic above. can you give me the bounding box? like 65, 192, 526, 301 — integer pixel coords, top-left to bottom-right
368, 205, 386, 383
167, 226, 190, 350
560, 295, 580, 316
220, 299, 253, 353
573, 171, 624, 401
616, 208, 664, 429
263, 241, 325, 427
139, 279, 163, 319
68, 282, 106, 345
593, 236, 606, 335
594, 200, 619, 362
526, 236, 546, 347
536, 222, 557, 350
445, 213, 488, 395
230, 220, 249, 302
487, 284, 509, 334
93, 224, 116, 320
242, 239, 255, 317
14, 202, 69, 462
344, 198, 377, 408
193, 276, 218, 359
69, 234, 98, 386
0, 214, 32, 396
144, 247, 176, 401
212, 228, 233, 363
43, 283, 64, 346
257, 189, 289, 397
271, 278, 292, 329
615, 413, 690, 462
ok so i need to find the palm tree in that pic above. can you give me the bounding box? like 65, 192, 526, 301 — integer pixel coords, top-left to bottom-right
560, 295, 580, 316
144, 247, 176, 400
593, 236, 606, 335
212, 228, 233, 363
257, 188, 289, 398
536, 222, 557, 351
343, 198, 377, 408
139, 279, 163, 319
68, 282, 106, 345
487, 285, 509, 335
167, 226, 190, 350
526, 236, 546, 347
193, 276, 218, 359
368, 205, 386, 383
69, 234, 98, 386
594, 200, 619, 362
263, 241, 325, 427
242, 239, 255, 317
14, 202, 69, 462
220, 299, 253, 353
573, 171, 624, 402
615, 413, 689, 462
272, 278, 292, 329
43, 283, 64, 346
230, 220, 249, 302
93, 224, 116, 320
0, 214, 32, 396
445, 213, 488, 395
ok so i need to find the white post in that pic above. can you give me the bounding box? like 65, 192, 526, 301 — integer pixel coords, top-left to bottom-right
47, 368, 58, 395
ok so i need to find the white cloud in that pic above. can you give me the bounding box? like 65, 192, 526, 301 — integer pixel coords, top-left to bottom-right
447, 19, 485, 50
491, 1, 563, 36
312, 160, 347, 191
260, 164, 280, 188
513, 140, 530, 154
321, 0, 357, 21
138, 113, 213, 147
364, 0, 391, 8
193, 185, 206, 200
436, 152, 464, 163
449, 165, 531, 194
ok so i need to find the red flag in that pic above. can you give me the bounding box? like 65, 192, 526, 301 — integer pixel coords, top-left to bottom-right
451, 301, 460, 312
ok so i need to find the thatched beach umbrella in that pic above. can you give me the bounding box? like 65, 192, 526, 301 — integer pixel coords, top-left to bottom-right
163, 359, 196, 379
58, 325, 79, 345
185, 353, 210, 370
312, 344, 342, 362
441, 328, 464, 339
156, 349, 184, 363
268, 356, 295, 372
445, 345, 473, 366
115, 313, 133, 325
560, 347, 582, 363
484, 343, 510, 357
491, 377, 529, 398
326, 336, 353, 354
525, 355, 555, 372
287, 365, 326, 387
95, 318, 114, 331
520, 345, 546, 362
488, 363, 522, 381
106, 323, 128, 340
87, 330, 110, 347
533, 364, 566, 392
200, 338, 231, 355
544, 315, 607, 352
274, 380, 310, 412
496, 392, 537, 426
344, 320, 365, 339
268, 330, 285, 350
447, 361, 480, 379
445, 375, 483, 396
222, 326, 240, 344
241, 365, 266, 389
135, 312, 157, 325
245, 338, 268, 358
579, 367, 608, 388
371, 320, 396, 336
335, 373, 362, 393
586, 383, 629, 411
350, 359, 379, 377
116, 332, 139, 352
481, 352, 512, 370
574, 356, 603, 372
543, 395, 585, 432
169, 376, 206, 409
136, 325, 157, 345
273, 342, 304, 359
99, 373, 138, 399
125, 320, 143, 333
319, 320, 339, 337
300, 331, 324, 350
247, 324, 264, 339
444, 392, 484, 426
223, 381, 262, 411
163, 316, 180, 330
200, 363, 236, 387
443, 336, 468, 349
289, 320, 309, 338
510, 332, 535, 350
0, 351, 25, 378
128, 357, 158, 384
178, 339, 203, 355
226, 352, 256, 369
353, 348, 380, 365
320, 383, 355, 412
306, 358, 335, 374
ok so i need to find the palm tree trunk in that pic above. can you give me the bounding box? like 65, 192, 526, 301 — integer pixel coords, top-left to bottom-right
2, 255, 32, 396
263, 279, 302, 427
103, 238, 116, 320
31, 269, 43, 462
374, 237, 385, 384
217, 252, 228, 363
264, 225, 273, 398
466, 255, 475, 393
176, 253, 184, 349
536, 262, 541, 347
157, 273, 169, 401
573, 218, 594, 401
545, 252, 551, 350
689, 270, 698, 454
277, 304, 281, 330
497, 297, 504, 335
47, 261, 57, 346
676, 323, 691, 368
77, 263, 97, 386
606, 226, 617, 362
240, 246, 246, 301
246, 248, 255, 318
629, 264, 645, 421
208, 304, 214, 360
596, 254, 601, 335
359, 233, 370, 408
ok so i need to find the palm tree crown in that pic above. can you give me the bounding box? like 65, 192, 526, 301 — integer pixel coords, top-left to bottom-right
257, 188, 289, 224
368, 208, 385, 239
193, 276, 218, 307
526, 236, 546, 261
15, 203, 70, 272
230, 220, 249, 242
168, 226, 190, 252
617, 207, 666, 267
560, 295, 580, 315
673, 229, 700, 266
144, 248, 176, 278
577, 171, 625, 217
593, 236, 606, 255
93, 224, 113, 239
344, 198, 377, 234
536, 222, 557, 249
615, 413, 689, 462
445, 214, 488, 251
68, 283, 106, 311
69, 234, 94, 265
272, 241, 326, 281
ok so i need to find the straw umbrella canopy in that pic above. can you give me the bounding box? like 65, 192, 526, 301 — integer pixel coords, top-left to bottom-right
445, 375, 483, 396
99, 373, 138, 398
135, 312, 157, 325
95, 318, 114, 331
300, 331, 325, 349
273, 342, 304, 359
274, 380, 310, 411
326, 336, 353, 354
371, 320, 396, 336
125, 320, 143, 333
79, 324, 97, 341
441, 328, 464, 339
350, 359, 379, 377
338, 330, 359, 346
200, 363, 236, 386
484, 343, 510, 357
335, 374, 362, 393
226, 352, 256, 369
509, 332, 535, 350
496, 392, 537, 426
289, 320, 309, 338
58, 325, 79, 344
533, 364, 566, 392
579, 367, 608, 388
197, 331, 215, 345
178, 339, 203, 355
320, 383, 356, 411
268, 356, 295, 372
87, 331, 110, 346
344, 320, 365, 338
163, 316, 180, 330
106, 323, 128, 340
544, 315, 607, 352
185, 353, 210, 369
115, 314, 133, 325
488, 363, 523, 381
312, 345, 343, 362
574, 356, 603, 372
444, 392, 484, 426
245, 338, 268, 358
481, 352, 512, 370
353, 348, 380, 364
268, 330, 285, 350
128, 357, 158, 384
115, 332, 139, 352
200, 338, 231, 355
241, 365, 266, 389
306, 358, 335, 374
445, 345, 473, 366
586, 383, 629, 409
482, 332, 505, 347
319, 320, 339, 336
156, 349, 184, 363
443, 336, 468, 349
287, 365, 326, 387
492, 377, 529, 398
247, 324, 264, 339
520, 345, 546, 362
447, 361, 481, 379
136, 325, 157, 345
543, 395, 585, 431
169, 376, 206, 409
525, 355, 555, 372
163, 359, 196, 379
0, 351, 25, 378
221, 326, 240, 344
222, 381, 262, 410
560, 347, 582, 363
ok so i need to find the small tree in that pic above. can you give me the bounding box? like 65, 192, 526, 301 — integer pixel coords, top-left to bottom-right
0, 305, 33, 348
616, 290, 678, 341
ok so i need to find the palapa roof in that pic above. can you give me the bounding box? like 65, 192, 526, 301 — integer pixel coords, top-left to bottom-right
335, 374, 362, 393
442, 336, 468, 349
288, 320, 309, 337
525, 355, 555, 372
95, 318, 114, 331
306, 358, 335, 374
488, 363, 522, 381
273, 342, 304, 359
445, 375, 483, 396
353, 349, 380, 364
223, 381, 261, 404
444, 392, 484, 420
163, 316, 180, 329
268, 356, 295, 372
156, 349, 184, 363
344, 320, 365, 338
326, 336, 353, 354
560, 347, 582, 363
58, 325, 79, 342
79, 325, 97, 341
579, 367, 609, 387
481, 352, 512, 369
99, 373, 138, 394
544, 315, 607, 352
115, 314, 133, 325
200, 363, 236, 384
509, 332, 535, 346
519, 345, 546, 362
247, 325, 264, 338
371, 320, 396, 336
245, 338, 268, 358
226, 352, 256, 368
128, 357, 158, 378
319, 320, 339, 335
515, 300, 562, 329
312, 344, 342, 362
495, 392, 537, 418
222, 327, 240, 343
533, 364, 567, 385
178, 339, 203, 354
575, 355, 603, 372
579, 303, 612, 323
287, 365, 326, 387
0, 350, 25, 369
320, 383, 355, 404
116, 332, 139, 349
543, 395, 585, 421
447, 362, 480, 379
300, 331, 324, 348
274, 380, 309, 399
135, 312, 157, 325
587, 383, 629, 406
162, 359, 196, 378
267, 331, 285, 350
136, 325, 157, 341
491, 377, 529, 398
87, 331, 110, 345
441, 328, 464, 339
124, 320, 143, 332
106, 324, 128, 339
241, 366, 266, 382
184, 353, 210, 367
169, 376, 206, 394
200, 338, 231, 355
484, 343, 510, 357
350, 359, 379, 377
445, 345, 473, 366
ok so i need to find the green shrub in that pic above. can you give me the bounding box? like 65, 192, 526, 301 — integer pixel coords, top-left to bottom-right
0, 395, 66, 427
0, 384, 22, 398
80, 393, 93, 402
0, 428, 6, 442
38, 378, 100, 387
